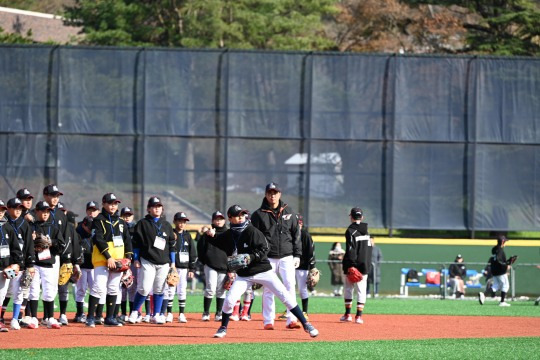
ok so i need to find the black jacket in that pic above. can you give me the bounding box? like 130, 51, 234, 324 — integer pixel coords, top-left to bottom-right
59, 222, 77, 264
5, 214, 35, 269
32, 220, 65, 268
0, 218, 24, 270
197, 225, 228, 273
76, 218, 94, 269
250, 198, 301, 259
174, 229, 197, 270
490, 245, 508, 276
298, 228, 315, 270
92, 210, 133, 261
449, 262, 466, 278
133, 215, 176, 265
49, 206, 68, 238
342, 222, 372, 275
210, 223, 272, 277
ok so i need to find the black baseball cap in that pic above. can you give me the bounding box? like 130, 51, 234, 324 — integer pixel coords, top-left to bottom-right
350, 207, 363, 220
265, 182, 281, 193
67, 210, 79, 223
174, 212, 190, 221
35, 200, 53, 211
227, 204, 249, 218
455, 254, 463, 261
43, 184, 63, 196
120, 207, 134, 216
86, 201, 99, 210
147, 196, 162, 207
102, 193, 121, 204
16, 188, 34, 200
497, 235, 508, 246
0, 200, 7, 210
212, 211, 225, 220
7, 197, 24, 209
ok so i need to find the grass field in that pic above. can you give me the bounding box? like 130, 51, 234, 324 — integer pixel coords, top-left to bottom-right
3, 295, 539, 359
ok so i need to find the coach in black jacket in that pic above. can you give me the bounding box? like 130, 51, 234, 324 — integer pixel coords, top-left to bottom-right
250, 182, 302, 329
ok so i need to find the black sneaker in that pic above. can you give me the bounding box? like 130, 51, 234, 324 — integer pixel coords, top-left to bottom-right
95, 316, 104, 325
115, 316, 126, 325
104, 317, 123, 327
214, 326, 227, 338
85, 317, 96, 328
304, 322, 319, 338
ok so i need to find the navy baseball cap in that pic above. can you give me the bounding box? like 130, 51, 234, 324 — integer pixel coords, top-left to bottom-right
35, 200, 53, 211
86, 201, 99, 210
102, 193, 121, 204
227, 205, 248, 218
350, 207, 363, 220
67, 210, 79, 223
212, 211, 225, 220
147, 196, 162, 207
0, 200, 7, 210
43, 184, 63, 196
16, 188, 34, 200
174, 212, 190, 221
265, 182, 281, 193
7, 197, 24, 209
120, 206, 134, 216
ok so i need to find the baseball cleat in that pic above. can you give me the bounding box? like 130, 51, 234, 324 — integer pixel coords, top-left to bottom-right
31, 317, 39, 329
202, 313, 210, 321
229, 314, 239, 321
60, 314, 69, 325
240, 314, 251, 321
151, 315, 165, 324
143, 315, 151, 323
179, 313, 187, 323
95, 317, 104, 325
213, 326, 227, 338
128, 311, 139, 324
286, 321, 302, 329
166, 313, 174, 323
214, 313, 222, 322
115, 316, 126, 325
277, 311, 288, 321
478, 292, 485, 305
499, 302, 511, 307
85, 317, 96, 328
0, 323, 9, 332
264, 323, 274, 330
304, 323, 319, 338
104, 317, 123, 327
340, 314, 352, 322
47, 318, 61, 329
10, 319, 21, 330
355, 316, 364, 324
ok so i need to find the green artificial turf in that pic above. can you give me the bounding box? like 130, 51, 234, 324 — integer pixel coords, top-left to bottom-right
4, 337, 540, 359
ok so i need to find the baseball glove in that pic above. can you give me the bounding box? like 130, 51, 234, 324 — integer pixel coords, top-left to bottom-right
507, 255, 518, 265
307, 267, 321, 289
58, 263, 73, 285
34, 233, 52, 253
3, 268, 17, 279
347, 267, 363, 283
111, 258, 131, 272
223, 273, 235, 290
20, 269, 34, 289
166, 267, 179, 287
120, 268, 134, 289
70, 264, 82, 283
227, 254, 251, 271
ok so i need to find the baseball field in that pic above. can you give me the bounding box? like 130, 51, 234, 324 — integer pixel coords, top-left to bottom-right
1, 296, 539, 359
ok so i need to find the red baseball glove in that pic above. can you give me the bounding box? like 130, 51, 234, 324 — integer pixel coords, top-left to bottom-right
347, 267, 363, 283
112, 258, 131, 272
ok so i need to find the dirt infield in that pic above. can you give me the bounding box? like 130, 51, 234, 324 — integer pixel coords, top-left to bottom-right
1, 313, 539, 349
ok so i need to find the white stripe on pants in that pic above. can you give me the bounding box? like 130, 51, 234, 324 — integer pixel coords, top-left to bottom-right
137, 258, 169, 296
263, 256, 296, 325
223, 269, 297, 314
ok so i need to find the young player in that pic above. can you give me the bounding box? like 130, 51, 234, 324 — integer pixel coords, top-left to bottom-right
119, 206, 136, 322
128, 196, 176, 325
85, 193, 132, 327
197, 211, 228, 321
28, 201, 65, 329
0, 200, 23, 332
340, 207, 372, 324
206, 205, 318, 339
295, 214, 315, 318
478, 236, 512, 307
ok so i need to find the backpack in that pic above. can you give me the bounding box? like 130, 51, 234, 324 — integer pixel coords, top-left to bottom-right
406, 269, 419, 282
426, 271, 441, 285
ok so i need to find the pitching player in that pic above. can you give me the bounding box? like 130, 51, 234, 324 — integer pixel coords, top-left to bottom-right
295, 214, 315, 317
165, 212, 196, 323
0, 200, 23, 333
197, 211, 228, 321
128, 196, 176, 325
4, 197, 36, 330
479, 235, 512, 307
28, 200, 65, 329
207, 205, 318, 339
251, 182, 302, 330
341, 207, 372, 324
85, 193, 132, 327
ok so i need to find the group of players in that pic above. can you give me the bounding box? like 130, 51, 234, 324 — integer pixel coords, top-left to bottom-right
0, 181, 372, 338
